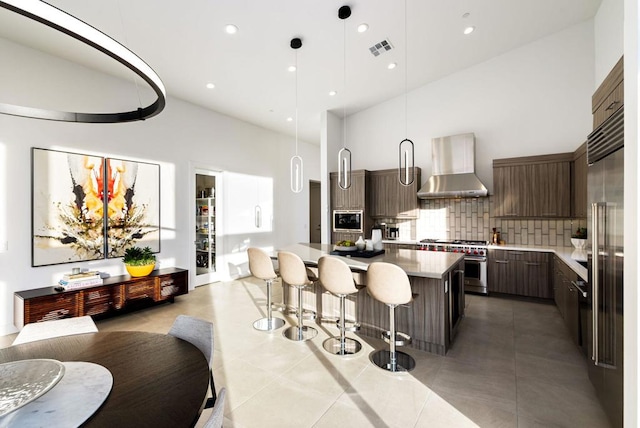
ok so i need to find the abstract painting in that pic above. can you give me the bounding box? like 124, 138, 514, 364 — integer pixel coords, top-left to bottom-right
32, 148, 106, 266
31, 149, 161, 266
105, 158, 160, 258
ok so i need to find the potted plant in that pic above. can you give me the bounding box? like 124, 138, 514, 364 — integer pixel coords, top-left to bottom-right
123, 246, 156, 277
571, 227, 587, 249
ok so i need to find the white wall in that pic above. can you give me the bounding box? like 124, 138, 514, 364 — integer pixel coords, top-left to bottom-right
0, 41, 319, 336
345, 21, 595, 194
595, 0, 624, 86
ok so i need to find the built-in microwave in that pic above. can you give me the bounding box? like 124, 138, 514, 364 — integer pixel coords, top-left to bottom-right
333, 210, 363, 233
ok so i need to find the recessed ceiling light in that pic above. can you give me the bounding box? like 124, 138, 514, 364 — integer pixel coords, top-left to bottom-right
225, 24, 238, 34
329, 90, 337, 96
206, 83, 215, 89
463, 26, 475, 35
357, 23, 369, 33
286, 117, 293, 122
288, 65, 296, 72
388, 62, 397, 70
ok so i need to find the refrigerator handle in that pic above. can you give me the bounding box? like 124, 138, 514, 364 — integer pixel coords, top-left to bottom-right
591, 202, 598, 364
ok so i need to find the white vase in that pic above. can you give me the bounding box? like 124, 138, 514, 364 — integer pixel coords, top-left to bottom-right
355, 236, 365, 251
571, 238, 587, 249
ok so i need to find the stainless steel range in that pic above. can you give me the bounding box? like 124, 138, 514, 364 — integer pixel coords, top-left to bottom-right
418, 239, 488, 295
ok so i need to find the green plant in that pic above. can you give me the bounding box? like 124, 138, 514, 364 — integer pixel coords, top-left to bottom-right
122, 246, 156, 266
571, 227, 587, 239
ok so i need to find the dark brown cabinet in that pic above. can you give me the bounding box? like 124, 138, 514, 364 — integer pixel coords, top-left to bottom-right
368, 167, 421, 219
14, 268, 188, 328
592, 56, 623, 130
488, 249, 551, 298
330, 170, 367, 210
553, 256, 582, 346
493, 155, 571, 218
572, 142, 588, 218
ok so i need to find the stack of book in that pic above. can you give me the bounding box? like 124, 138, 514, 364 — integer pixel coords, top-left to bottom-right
59, 271, 103, 290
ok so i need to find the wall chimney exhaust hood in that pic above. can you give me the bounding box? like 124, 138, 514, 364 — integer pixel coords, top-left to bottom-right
417, 133, 488, 199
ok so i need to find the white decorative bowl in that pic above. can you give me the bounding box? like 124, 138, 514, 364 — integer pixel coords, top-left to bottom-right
571, 238, 587, 249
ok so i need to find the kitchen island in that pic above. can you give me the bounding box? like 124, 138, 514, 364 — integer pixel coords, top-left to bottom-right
272, 243, 465, 355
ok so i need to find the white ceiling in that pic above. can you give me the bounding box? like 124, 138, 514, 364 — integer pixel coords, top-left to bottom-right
1, 0, 602, 144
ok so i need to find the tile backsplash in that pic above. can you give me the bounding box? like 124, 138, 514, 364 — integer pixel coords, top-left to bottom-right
401, 196, 588, 247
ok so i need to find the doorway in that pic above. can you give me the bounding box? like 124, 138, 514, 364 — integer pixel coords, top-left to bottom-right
309, 180, 321, 243
193, 168, 222, 286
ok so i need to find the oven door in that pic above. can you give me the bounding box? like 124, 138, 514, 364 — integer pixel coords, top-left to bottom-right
464, 256, 487, 294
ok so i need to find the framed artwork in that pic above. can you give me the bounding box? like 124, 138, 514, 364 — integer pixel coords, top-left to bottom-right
105, 158, 160, 258
31, 148, 161, 266
32, 148, 106, 266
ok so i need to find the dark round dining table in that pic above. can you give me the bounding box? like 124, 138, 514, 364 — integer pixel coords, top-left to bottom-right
0, 331, 209, 428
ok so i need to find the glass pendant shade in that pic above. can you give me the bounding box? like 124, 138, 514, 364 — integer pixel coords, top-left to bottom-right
338, 147, 352, 190
398, 138, 415, 186
290, 155, 303, 193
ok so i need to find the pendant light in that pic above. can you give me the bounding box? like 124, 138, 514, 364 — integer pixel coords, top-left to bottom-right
290, 37, 304, 193
338, 5, 352, 190
398, 0, 415, 186
0, 0, 165, 123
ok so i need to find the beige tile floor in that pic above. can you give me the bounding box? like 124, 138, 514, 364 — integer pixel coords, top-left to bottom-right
1, 278, 612, 428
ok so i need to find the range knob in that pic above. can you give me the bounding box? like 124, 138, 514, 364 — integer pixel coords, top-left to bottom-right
479, 250, 485, 255
453, 249, 459, 253
466, 249, 471, 254
473, 250, 479, 255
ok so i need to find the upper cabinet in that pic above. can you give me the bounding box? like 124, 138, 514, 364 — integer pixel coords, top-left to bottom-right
592, 57, 623, 130
369, 167, 421, 219
493, 154, 572, 218
330, 169, 368, 210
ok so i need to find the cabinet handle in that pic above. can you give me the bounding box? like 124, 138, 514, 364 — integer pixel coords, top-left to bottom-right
605, 100, 619, 111
255, 205, 262, 228
571, 280, 588, 298
524, 262, 540, 266
542, 212, 557, 216
494, 260, 509, 264
455, 269, 465, 274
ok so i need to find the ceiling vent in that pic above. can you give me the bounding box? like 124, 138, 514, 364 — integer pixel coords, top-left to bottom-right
369, 39, 393, 57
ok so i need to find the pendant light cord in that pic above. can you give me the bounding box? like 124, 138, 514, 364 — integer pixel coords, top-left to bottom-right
115, 0, 143, 110
295, 49, 299, 156
404, 0, 408, 139
343, 16, 347, 149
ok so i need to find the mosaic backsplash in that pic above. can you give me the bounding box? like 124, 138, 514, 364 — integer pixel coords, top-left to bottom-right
388, 196, 586, 247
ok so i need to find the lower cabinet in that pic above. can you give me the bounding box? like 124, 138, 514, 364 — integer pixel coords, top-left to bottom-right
554, 256, 582, 346
488, 249, 551, 298
14, 268, 188, 328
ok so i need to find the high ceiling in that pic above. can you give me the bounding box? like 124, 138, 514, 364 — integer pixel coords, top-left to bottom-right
0, 0, 602, 144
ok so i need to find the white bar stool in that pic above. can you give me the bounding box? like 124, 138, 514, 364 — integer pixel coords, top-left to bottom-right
278, 251, 318, 341
248, 247, 286, 331
366, 262, 416, 372
318, 256, 362, 355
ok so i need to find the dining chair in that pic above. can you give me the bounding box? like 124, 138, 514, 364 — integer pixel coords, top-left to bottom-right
202, 387, 226, 428
168, 315, 217, 408
12, 316, 98, 346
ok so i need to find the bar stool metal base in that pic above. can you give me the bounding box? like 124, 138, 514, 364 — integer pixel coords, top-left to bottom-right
283, 325, 317, 341
323, 337, 362, 355
370, 350, 416, 372
253, 317, 285, 331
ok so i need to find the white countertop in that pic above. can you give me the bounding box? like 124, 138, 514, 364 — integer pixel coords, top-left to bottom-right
488, 243, 587, 280
273, 243, 464, 279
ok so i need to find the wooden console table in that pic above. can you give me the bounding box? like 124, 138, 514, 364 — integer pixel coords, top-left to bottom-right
14, 268, 188, 329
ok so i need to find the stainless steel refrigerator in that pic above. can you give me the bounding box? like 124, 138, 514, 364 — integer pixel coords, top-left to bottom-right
586, 106, 623, 428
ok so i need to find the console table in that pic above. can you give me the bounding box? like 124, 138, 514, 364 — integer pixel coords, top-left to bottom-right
14, 268, 188, 329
